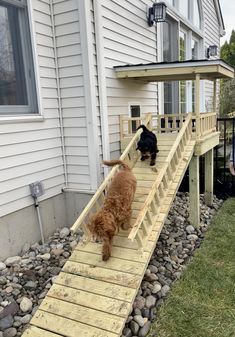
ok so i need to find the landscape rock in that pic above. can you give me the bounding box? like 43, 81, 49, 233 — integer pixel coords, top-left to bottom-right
19, 298, 32, 313
59, 227, 70, 239
4, 257, 21, 267
138, 321, 151, 337
3, 328, 17, 337
0, 193, 221, 337
0, 314, 14, 330
0, 262, 6, 271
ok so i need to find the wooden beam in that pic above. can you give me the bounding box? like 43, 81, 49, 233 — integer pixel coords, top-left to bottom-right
189, 155, 200, 227
204, 149, 214, 206
195, 74, 201, 139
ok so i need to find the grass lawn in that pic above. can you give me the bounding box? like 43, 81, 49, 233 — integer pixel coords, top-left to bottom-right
148, 198, 235, 337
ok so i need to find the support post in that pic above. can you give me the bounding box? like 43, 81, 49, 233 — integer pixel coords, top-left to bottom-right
189, 155, 200, 227
213, 79, 217, 113
204, 149, 214, 206
195, 74, 201, 139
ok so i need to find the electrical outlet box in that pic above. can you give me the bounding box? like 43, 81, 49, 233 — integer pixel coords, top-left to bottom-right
29, 181, 44, 198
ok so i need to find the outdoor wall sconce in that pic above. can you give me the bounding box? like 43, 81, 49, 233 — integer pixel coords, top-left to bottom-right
147, 2, 167, 26
207, 45, 218, 58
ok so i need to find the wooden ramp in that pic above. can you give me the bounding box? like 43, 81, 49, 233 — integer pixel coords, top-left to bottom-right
22, 115, 195, 337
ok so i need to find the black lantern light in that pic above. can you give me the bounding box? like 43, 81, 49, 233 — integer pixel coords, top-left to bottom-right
207, 45, 218, 58
148, 2, 167, 26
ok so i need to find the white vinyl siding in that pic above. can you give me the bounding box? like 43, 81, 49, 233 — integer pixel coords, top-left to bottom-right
101, 0, 158, 158
53, 0, 102, 190
202, 0, 220, 112
0, 0, 65, 217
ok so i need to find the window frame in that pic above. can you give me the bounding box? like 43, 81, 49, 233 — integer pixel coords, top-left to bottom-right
0, 0, 38, 115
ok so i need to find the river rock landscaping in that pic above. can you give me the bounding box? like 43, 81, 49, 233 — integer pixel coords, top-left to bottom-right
0, 192, 223, 337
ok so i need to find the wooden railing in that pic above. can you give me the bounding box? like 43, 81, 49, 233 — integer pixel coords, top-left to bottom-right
120, 113, 152, 138
198, 112, 217, 137
120, 112, 217, 139
128, 113, 193, 247
152, 114, 187, 133
71, 113, 152, 236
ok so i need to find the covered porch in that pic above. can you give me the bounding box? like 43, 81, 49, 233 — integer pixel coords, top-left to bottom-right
115, 59, 234, 226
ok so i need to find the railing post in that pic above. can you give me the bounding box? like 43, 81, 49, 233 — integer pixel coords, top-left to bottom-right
195, 74, 201, 139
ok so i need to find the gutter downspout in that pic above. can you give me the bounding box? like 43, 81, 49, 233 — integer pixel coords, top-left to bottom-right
49, 0, 68, 187
93, 0, 110, 177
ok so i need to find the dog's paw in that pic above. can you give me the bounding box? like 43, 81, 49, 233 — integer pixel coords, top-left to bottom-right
102, 252, 110, 261
150, 161, 155, 166
141, 156, 145, 161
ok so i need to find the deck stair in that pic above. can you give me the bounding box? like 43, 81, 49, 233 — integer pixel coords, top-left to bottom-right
22, 114, 195, 337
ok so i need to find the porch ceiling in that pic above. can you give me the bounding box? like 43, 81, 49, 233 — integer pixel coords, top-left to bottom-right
114, 59, 234, 82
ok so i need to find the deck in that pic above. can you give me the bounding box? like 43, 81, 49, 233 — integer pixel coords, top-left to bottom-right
22, 113, 217, 337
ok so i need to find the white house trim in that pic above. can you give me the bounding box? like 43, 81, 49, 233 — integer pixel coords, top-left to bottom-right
78, 0, 101, 189
49, 0, 68, 188
93, 0, 110, 177
27, 0, 43, 117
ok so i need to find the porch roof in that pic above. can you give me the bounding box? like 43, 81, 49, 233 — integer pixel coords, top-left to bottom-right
114, 59, 234, 82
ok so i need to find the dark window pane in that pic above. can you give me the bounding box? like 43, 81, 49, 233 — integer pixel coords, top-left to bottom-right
130, 105, 140, 132
0, 4, 27, 105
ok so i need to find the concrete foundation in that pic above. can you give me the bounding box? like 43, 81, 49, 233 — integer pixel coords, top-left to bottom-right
0, 191, 93, 260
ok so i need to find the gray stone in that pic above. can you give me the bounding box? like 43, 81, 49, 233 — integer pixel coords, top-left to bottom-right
145, 295, 156, 308
161, 285, 170, 297
20, 297, 33, 313
187, 234, 198, 241
0, 332, 3, 337
133, 296, 146, 310
3, 328, 17, 337
175, 215, 185, 225
37, 253, 51, 261
20, 314, 32, 324
59, 227, 70, 239
0, 276, 7, 285
0, 262, 6, 271
4, 257, 21, 267
0, 302, 19, 319
122, 327, 132, 337
130, 320, 139, 335
133, 315, 145, 327
148, 265, 158, 274
0, 314, 14, 330
152, 283, 161, 294
186, 225, 195, 234
24, 281, 37, 290
138, 321, 151, 337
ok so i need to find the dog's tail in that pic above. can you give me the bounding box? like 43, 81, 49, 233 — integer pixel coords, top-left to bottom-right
103, 159, 130, 171
136, 124, 149, 132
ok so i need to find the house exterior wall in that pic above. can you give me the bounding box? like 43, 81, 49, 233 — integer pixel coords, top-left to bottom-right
0, 0, 65, 219
100, 0, 158, 158
203, 0, 221, 111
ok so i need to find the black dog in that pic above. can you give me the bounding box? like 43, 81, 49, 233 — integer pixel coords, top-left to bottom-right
136, 125, 159, 166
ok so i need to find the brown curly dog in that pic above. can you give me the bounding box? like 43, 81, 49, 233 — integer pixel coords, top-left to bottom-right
87, 160, 137, 261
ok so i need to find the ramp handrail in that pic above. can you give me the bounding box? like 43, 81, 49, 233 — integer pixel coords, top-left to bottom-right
128, 113, 193, 245
71, 113, 152, 235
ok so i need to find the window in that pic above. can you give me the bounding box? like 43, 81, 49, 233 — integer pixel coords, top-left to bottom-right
162, 17, 179, 114
0, 0, 37, 114
173, 0, 201, 29
192, 0, 201, 29
129, 104, 141, 132
178, 0, 189, 19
